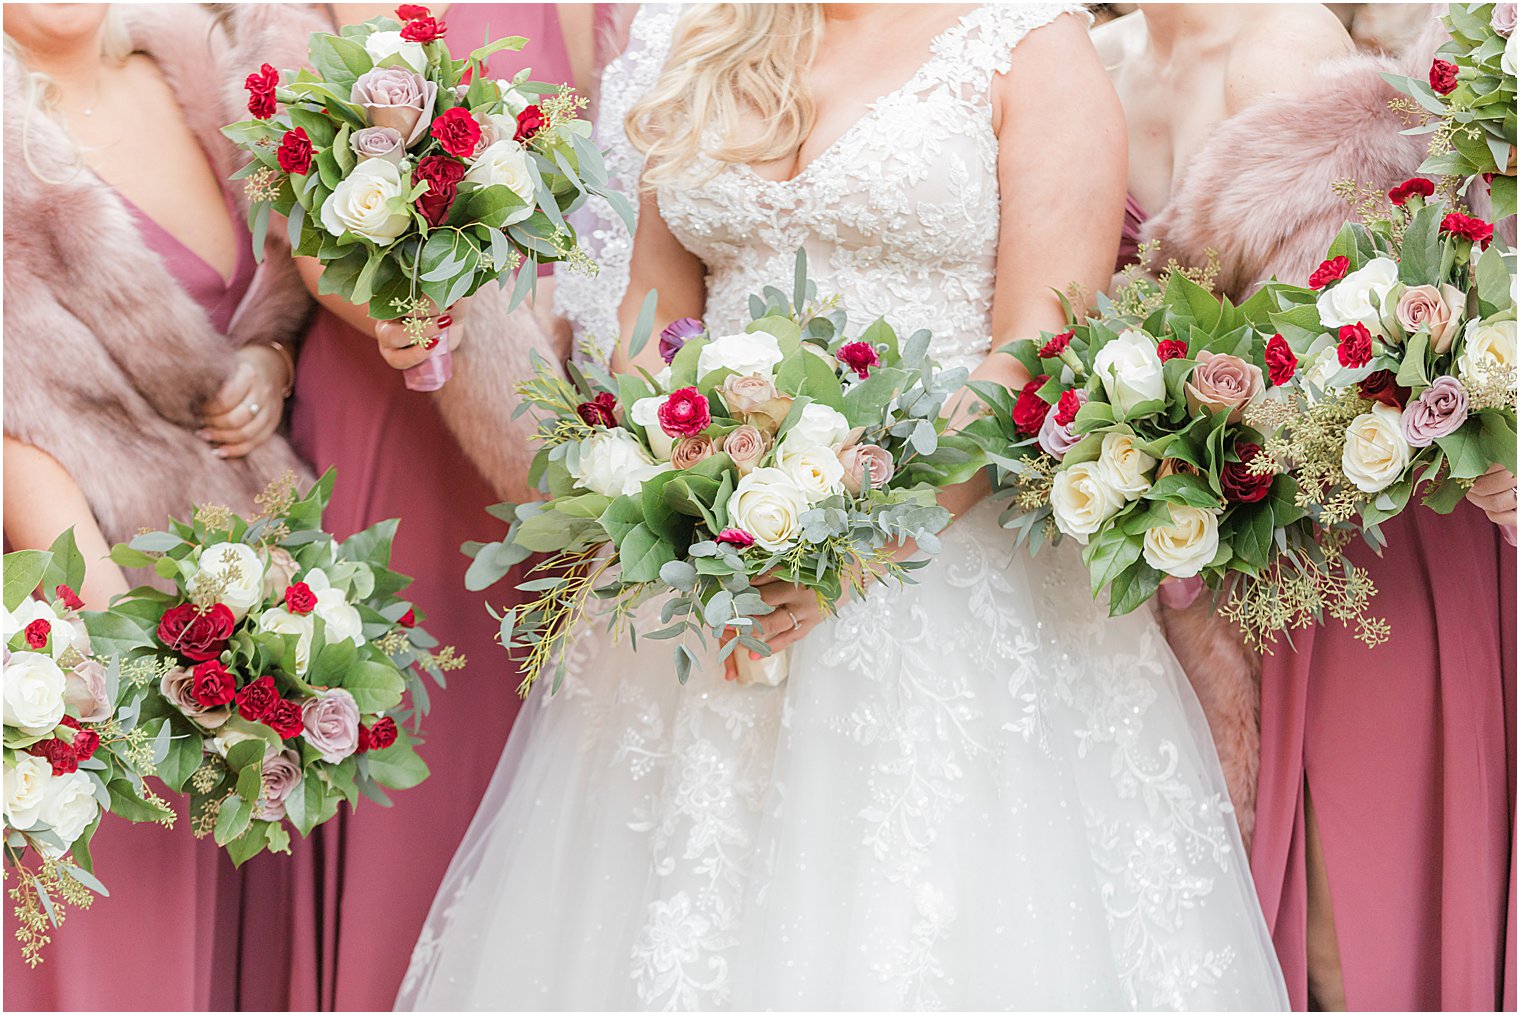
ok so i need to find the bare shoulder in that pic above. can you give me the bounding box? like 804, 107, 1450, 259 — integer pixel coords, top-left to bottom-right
997, 8, 1109, 92
992, 9, 1122, 150
1224, 4, 1355, 115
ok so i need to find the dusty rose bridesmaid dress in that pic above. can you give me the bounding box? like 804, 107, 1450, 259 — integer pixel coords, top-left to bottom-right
254, 7, 578, 1010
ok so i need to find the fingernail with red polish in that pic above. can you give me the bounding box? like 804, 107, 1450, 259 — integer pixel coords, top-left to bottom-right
749, 650, 761, 660
437, 314, 453, 329
424, 336, 440, 350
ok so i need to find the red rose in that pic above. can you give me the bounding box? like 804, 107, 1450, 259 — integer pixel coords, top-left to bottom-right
1264, 334, 1297, 386
68, 728, 100, 761
1308, 255, 1349, 290
58, 716, 80, 730
245, 63, 279, 119
430, 107, 481, 159
1387, 176, 1435, 205
23, 619, 50, 651
835, 341, 881, 379
355, 724, 371, 754
1220, 442, 1273, 504
1038, 330, 1073, 358
514, 105, 546, 144
400, 15, 446, 42
1358, 369, 1409, 409
715, 528, 755, 549
657, 387, 712, 437
397, 607, 416, 629
276, 127, 313, 176
284, 581, 317, 615
1429, 58, 1458, 95
262, 699, 304, 739
54, 585, 84, 612
27, 738, 78, 776
235, 674, 279, 721
367, 716, 398, 751
1440, 212, 1494, 250
396, 4, 430, 19
191, 660, 237, 708
1156, 338, 1188, 362
575, 391, 618, 428
413, 154, 466, 227
156, 603, 234, 662
1012, 375, 1052, 436
1337, 323, 1373, 368
1054, 389, 1084, 428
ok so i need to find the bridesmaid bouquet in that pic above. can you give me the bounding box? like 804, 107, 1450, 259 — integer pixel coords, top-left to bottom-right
466, 255, 982, 691
99, 471, 461, 865
1384, 2, 1517, 218
223, 3, 620, 390
4, 533, 174, 966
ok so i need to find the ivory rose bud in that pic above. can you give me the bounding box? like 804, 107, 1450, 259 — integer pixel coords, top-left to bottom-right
350, 126, 406, 164
838, 443, 895, 494
726, 468, 810, 552
256, 608, 316, 676
351, 66, 436, 144
4, 755, 50, 831
718, 374, 778, 415
567, 428, 671, 497
319, 159, 411, 244
363, 30, 427, 73
722, 425, 769, 475
783, 402, 852, 451
1184, 351, 1264, 423
188, 542, 266, 621
301, 688, 362, 764
776, 441, 845, 504
1341, 403, 1412, 493
1094, 433, 1156, 501
38, 770, 97, 848
671, 436, 716, 470
696, 332, 784, 381
63, 659, 112, 724
1457, 319, 1517, 382
1316, 256, 1399, 336
1395, 284, 1465, 353
159, 666, 231, 729
630, 396, 675, 460
3, 652, 66, 735
1050, 462, 1125, 544
462, 141, 536, 226
253, 749, 303, 822
1092, 328, 1166, 415
1142, 506, 1221, 579
1400, 376, 1469, 448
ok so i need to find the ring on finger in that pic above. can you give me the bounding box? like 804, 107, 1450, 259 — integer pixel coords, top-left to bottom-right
783, 606, 799, 633
244, 400, 261, 419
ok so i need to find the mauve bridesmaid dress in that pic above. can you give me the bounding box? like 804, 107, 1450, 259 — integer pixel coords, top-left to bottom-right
250, 7, 578, 1010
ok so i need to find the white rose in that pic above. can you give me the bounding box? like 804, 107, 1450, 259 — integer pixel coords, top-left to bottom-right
463, 140, 536, 226
1341, 403, 1412, 494
364, 30, 427, 73
188, 542, 266, 621
1050, 462, 1126, 544
3, 652, 67, 735
319, 159, 411, 244
257, 607, 316, 676
302, 569, 367, 648
210, 727, 269, 760
727, 468, 811, 553
1094, 433, 1156, 501
630, 396, 675, 460
1142, 506, 1221, 579
568, 429, 672, 498
783, 402, 852, 451
1092, 329, 1166, 415
1317, 257, 1399, 336
1457, 318, 1517, 383
1, 600, 80, 661
1299, 342, 1349, 402
775, 441, 845, 504
4, 756, 51, 831
1504, 30, 1517, 76
696, 332, 784, 382
496, 81, 531, 116
38, 770, 97, 848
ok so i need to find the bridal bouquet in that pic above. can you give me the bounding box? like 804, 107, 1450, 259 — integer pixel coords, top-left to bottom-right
1385, 2, 1516, 218
99, 471, 460, 865
466, 257, 982, 691
224, 3, 619, 389
4, 533, 175, 966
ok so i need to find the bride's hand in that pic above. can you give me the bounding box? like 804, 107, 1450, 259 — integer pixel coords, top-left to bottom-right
1466, 463, 1517, 529
373, 299, 464, 371
720, 580, 838, 681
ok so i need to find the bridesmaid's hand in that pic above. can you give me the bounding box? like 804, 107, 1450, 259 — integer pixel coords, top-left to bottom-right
373, 299, 464, 371
199, 345, 290, 458
1466, 463, 1517, 529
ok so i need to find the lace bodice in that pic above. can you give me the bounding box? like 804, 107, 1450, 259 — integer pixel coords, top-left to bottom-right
657, 4, 1088, 370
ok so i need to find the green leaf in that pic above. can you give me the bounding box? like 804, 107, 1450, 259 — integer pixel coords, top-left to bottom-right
1230, 504, 1274, 572
617, 523, 678, 584
626, 289, 659, 360
468, 35, 527, 68
41, 529, 86, 598
308, 33, 373, 91
1434, 424, 1490, 480
334, 660, 406, 712
364, 734, 430, 790
1477, 410, 1518, 474
1398, 202, 1442, 284
599, 496, 646, 545
3, 549, 50, 610
1474, 244, 1514, 316
1395, 331, 1431, 389
214, 790, 252, 846
1083, 526, 1143, 599
1143, 473, 1222, 508
1108, 560, 1163, 616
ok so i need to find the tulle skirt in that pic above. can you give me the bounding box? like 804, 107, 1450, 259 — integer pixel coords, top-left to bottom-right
397, 504, 1288, 1011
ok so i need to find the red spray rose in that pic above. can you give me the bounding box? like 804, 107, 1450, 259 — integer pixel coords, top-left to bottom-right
1155, 338, 1188, 362
236, 675, 280, 721
1054, 389, 1084, 428
1387, 176, 1435, 205
1011, 376, 1052, 436
262, 699, 304, 739
413, 155, 466, 227
1440, 212, 1494, 250
835, 341, 881, 379
1337, 323, 1373, 368
367, 716, 398, 751
397, 607, 416, 628
400, 15, 446, 42
54, 585, 84, 611
1038, 330, 1074, 358
1264, 334, 1297, 386
27, 738, 78, 776
514, 105, 546, 144
716, 528, 755, 549
1220, 442, 1273, 504
430, 107, 481, 158
1308, 255, 1349, 290
191, 660, 237, 708
657, 387, 712, 437
575, 392, 618, 428
1429, 58, 1459, 95
396, 4, 430, 19
245, 63, 279, 119
1358, 370, 1409, 409
23, 620, 50, 650
68, 728, 100, 761
276, 127, 313, 176
157, 603, 235, 662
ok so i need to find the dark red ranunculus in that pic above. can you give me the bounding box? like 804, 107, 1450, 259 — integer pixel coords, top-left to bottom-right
396, 4, 430, 19
68, 728, 100, 761
1012, 375, 1052, 436
191, 660, 237, 708
1155, 338, 1188, 362
1220, 442, 1273, 504
413, 154, 466, 227
399, 15, 446, 42
276, 127, 313, 176
27, 738, 78, 776
157, 603, 235, 662
235, 674, 279, 722
835, 341, 880, 379
1038, 330, 1073, 358
575, 391, 618, 428
1440, 212, 1495, 250
430, 107, 482, 158
1429, 58, 1459, 95
23, 620, 50, 651
1264, 333, 1297, 386
1054, 389, 1084, 428
284, 581, 317, 615
715, 528, 755, 549
245, 63, 279, 119
514, 105, 546, 144
1337, 323, 1373, 368
658, 318, 704, 364
1358, 369, 1409, 409
54, 585, 84, 612
397, 608, 416, 629
1308, 255, 1349, 290
262, 699, 304, 739
657, 387, 712, 437
1387, 176, 1435, 205
367, 716, 398, 751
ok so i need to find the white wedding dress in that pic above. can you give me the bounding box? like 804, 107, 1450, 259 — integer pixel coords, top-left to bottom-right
399, 5, 1288, 1010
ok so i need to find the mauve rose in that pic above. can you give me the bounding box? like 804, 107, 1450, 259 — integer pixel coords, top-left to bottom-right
1400, 375, 1469, 447
722, 425, 769, 475
719, 374, 778, 414
63, 659, 112, 723
350, 67, 437, 145
1494, 2, 1516, 36
350, 126, 406, 164
1184, 351, 1265, 423
1037, 407, 1083, 460
262, 546, 298, 600
1395, 283, 1464, 352
838, 444, 895, 494
159, 667, 231, 729
253, 749, 303, 822
672, 435, 716, 470
300, 688, 361, 763
1156, 457, 1201, 481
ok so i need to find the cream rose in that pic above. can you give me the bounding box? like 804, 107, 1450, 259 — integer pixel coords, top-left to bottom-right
776, 441, 845, 504
188, 542, 266, 620
1395, 283, 1465, 353
39, 770, 98, 848
1092, 328, 1166, 416
1504, 28, 1517, 76
319, 159, 411, 244
462, 141, 536, 226
3, 651, 66, 735
718, 374, 779, 415
262, 546, 299, 600
1317, 256, 1399, 335
1093, 433, 1156, 501
630, 396, 675, 460
1341, 403, 1412, 494
567, 429, 672, 497
302, 568, 366, 648
256, 607, 316, 676
783, 402, 852, 451
1142, 506, 1220, 579
63, 659, 112, 724
696, 332, 784, 381
1050, 462, 1125, 544
4, 756, 50, 831
726, 468, 811, 552
1457, 318, 1517, 383
364, 30, 426, 73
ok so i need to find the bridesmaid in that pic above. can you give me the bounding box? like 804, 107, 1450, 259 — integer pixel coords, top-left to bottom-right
1101, 6, 1517, 1010
1, 3, 314, 1008
263, 5, 593, 1009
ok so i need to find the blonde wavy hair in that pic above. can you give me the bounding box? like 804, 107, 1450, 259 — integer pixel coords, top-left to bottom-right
625, 3, 823, 187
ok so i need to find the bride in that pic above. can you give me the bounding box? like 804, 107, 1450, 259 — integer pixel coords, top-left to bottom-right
398, 4, 1288, 1010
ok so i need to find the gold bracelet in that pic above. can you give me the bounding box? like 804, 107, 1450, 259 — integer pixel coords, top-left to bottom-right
264, 340, 296, 398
